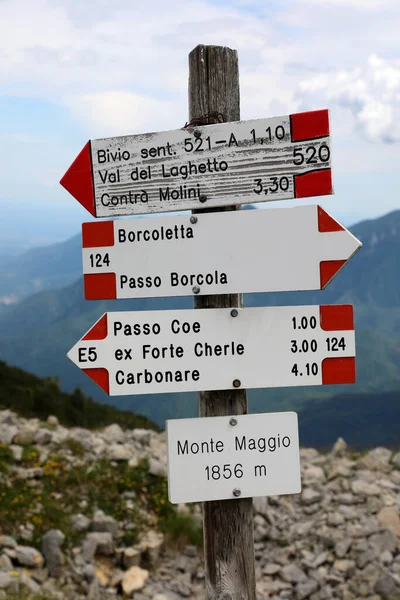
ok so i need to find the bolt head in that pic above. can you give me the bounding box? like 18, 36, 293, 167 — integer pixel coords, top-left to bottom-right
229, 417, 237, 426
199, 195, 207, 203
190, 216, 198, 224
192, 286, 200, 295
230, 309, 238, 318
232, 379, 241, 388
233, 488, 241, 497
193, 129, 201, 138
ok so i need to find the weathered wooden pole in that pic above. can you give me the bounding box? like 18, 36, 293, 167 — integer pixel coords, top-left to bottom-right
188, 45, 256, 600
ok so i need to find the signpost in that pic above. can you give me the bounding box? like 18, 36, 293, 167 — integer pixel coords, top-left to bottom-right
166, 412, 301, 504
67, 304, 356, 396
60, 109, 333, 218
61, 43, 362, 600
81, 205, 361, 300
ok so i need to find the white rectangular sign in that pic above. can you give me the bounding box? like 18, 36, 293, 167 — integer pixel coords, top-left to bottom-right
81, 205, 361, 300
67, 305, 357, 396
61, 109, 333, 218
166, 412, 301, 503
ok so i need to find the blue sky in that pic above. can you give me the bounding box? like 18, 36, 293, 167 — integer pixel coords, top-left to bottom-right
1, 0, 400, 244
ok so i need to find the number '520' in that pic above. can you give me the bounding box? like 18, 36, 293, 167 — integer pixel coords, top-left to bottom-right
293, 144, 330, 165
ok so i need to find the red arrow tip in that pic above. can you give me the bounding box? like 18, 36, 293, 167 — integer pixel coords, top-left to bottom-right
82, 368, 110, 394
320, 259, 347, 289
60, 142, 96, 216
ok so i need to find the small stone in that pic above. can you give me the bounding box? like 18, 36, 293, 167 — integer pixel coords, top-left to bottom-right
264, 563, 282, 575
71, 513, 91, 532
380, 550, 393, 565
128, 456, 139, 468
327, 512, 345, 526
0, 554, 12, 571
0, 536, 17, 549
0, 425, 17, 445
369, 530, 398, 554
92, 511, 118, 537
331, 438, 348, 456
374, 573, 400, 597
107, 444, 131, 461
9, 445, 23, 461
148, 457, 167, 478
82, 533, 113, 562
121, 566, 149, 595
301, 488, 322, 506
335, 538, 352, 558
377, 506, 400, 536
123, 547, 141, 569
351, 480, 380, 496
360, 447, 392, 472
280, 564, 307, 583
15, 545, 44, 568
42, 529, 65, 577
102, 424, 124, 444
333, 559, 356, 576
131, 429, 151, 445
184, 545, 198, 558
391, 452, 400, 469
47, 415, 59, 427
34, 429, 53, 445
14, 425, 38, 445
296, 579, 319, 600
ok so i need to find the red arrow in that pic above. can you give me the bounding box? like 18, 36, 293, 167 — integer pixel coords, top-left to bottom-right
60, 142, 96, 216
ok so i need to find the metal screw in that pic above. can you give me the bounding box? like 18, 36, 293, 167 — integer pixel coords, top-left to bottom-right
233, 488, 241, 497
229, 417, 237, 426
230, 309, 238, 317
194, 130, 201, 138
190, 216, 198, 224
233, 379, 241, 388
199, 195, 207, 203
192, 286, 200, 295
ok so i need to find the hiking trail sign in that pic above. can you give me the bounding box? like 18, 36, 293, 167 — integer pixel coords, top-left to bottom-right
60, 109, 333, 218
81, 205, 361, 300
67, 304, 356, 397
166, 411, 301, 504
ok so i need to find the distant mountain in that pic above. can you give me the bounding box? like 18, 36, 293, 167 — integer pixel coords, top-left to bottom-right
0, 234, 82, 309
0, 208, 399, 426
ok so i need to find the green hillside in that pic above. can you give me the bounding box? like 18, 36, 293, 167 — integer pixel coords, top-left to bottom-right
0, 360, 160, 432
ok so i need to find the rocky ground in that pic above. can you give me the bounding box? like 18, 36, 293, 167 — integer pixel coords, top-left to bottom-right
1, 409, 400, 599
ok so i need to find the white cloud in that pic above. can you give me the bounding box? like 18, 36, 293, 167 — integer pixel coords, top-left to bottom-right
298, 55, 400, 143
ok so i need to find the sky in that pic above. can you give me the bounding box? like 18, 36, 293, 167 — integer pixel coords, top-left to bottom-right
1, 0, 400, 246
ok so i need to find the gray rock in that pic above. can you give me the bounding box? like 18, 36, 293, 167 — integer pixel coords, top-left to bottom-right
82, 533, 113, 561
102, 424, 124, 444
92, 510, 118, 537
360, 447, 392, 472
334, 538, 352, 558
351, 479, 381, 496
296, 579, 319, 600
9, 445, 23, 461
148, 457, 168, 478
369, 529, 398, 554
0, 554, 12, 572
131, 429, 152, 445
184, 545, 198, 558
301, 488, 322, 506
71, 513, 91, 532
374, 572, 400, 596
34, 428, 53, 445
123, 547, 141, 569
0, 425, 17, 445
15, 545, 44, 568
280, 564, 307, 583
331, 438, 348, 456
14, 425, 38, 446
391, 452, 400, 469
0, 573, 12, 590
0, 536, 17, 549
20, 572, 40, 594
42, 529, 65, 577
327, 512, 345, 526
47, 415, 59, 427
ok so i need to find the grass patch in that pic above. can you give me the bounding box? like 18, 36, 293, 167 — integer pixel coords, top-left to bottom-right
0, 444, 14, 473
159, 513, 203, 549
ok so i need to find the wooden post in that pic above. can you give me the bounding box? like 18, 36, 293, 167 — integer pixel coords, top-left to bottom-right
188, 45, 256, 600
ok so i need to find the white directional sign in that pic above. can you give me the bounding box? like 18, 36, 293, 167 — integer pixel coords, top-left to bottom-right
67, 305, 357, 397
60, 109, 333, 218
81, 205, 361, 300
167, 412, 301, 503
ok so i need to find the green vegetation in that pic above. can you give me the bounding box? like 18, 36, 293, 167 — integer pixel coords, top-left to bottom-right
0, 361, 160, 432
0, 449, 202, 551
